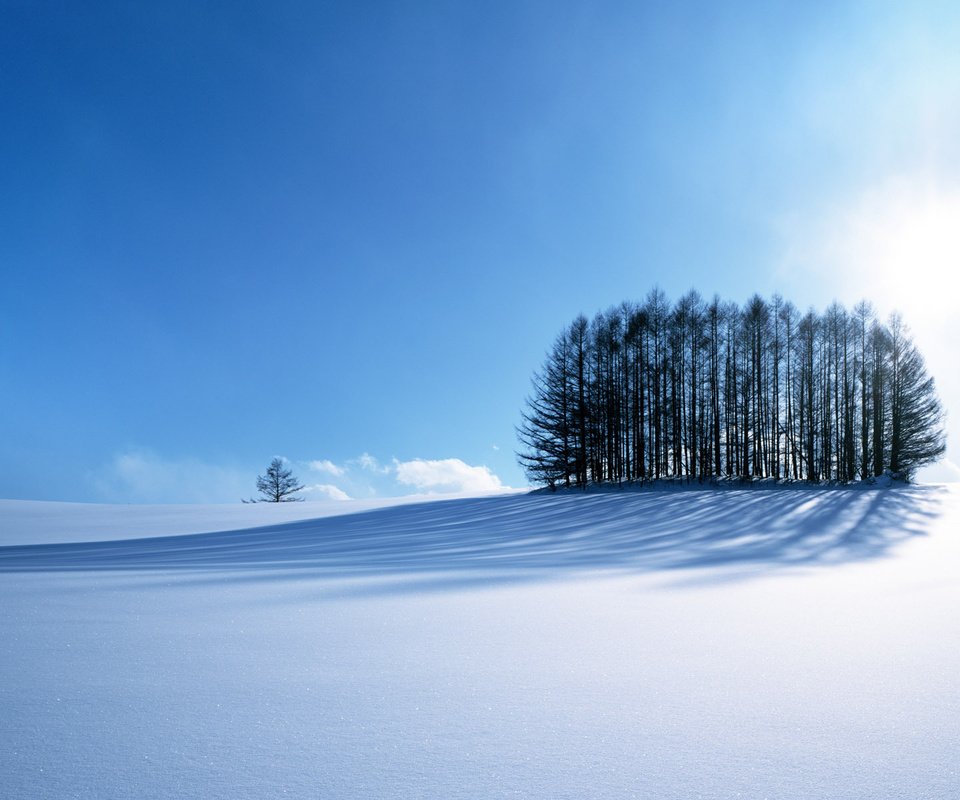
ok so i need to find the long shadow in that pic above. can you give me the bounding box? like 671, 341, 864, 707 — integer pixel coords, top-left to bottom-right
0, 486, 945, 593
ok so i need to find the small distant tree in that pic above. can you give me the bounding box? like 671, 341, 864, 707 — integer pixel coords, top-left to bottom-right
254, 458, 304, 502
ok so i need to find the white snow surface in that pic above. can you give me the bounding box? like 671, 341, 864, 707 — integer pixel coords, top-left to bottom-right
1, 485, 958, 799
0, 494, 508, 546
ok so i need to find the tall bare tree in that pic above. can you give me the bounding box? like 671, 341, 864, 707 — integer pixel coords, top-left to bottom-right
518, 292, 945, 487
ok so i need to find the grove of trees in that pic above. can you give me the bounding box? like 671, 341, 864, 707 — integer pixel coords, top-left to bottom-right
518, 289, 945, 488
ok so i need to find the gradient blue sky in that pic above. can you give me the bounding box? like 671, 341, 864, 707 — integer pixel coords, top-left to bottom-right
3, 1, 959, 502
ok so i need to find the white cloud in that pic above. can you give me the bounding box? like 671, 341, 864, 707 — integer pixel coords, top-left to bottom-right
91, 450, 513, 503
353, 452, 391, 474
394, 458, 505, 495
303, 483, 351, 501
914, 458, 960, 485
308, 459, 344, 477
92, 450, 249, 504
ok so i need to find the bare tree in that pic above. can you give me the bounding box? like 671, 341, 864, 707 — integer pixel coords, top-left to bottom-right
886, 314, 946, 478
254, 458, 304, 502
518, 290, 945, 488
517, 331, 576, 488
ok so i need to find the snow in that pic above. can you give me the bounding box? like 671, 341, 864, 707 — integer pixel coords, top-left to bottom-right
0, 493, 510, 546
2, 486, 959, 798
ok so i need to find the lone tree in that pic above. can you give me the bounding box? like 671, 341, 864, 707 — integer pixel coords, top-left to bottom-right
255, 458, 304, 502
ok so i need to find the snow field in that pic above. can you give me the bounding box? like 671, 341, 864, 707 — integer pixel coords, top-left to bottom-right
1, 486, 958, 799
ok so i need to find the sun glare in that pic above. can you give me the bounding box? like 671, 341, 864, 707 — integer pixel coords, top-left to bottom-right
834, 180, 960, 320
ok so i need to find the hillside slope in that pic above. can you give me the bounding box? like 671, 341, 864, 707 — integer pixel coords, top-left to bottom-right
1, 486, 958, 799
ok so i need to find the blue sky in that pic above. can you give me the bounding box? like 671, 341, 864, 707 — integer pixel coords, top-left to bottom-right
3, 1, 959, 502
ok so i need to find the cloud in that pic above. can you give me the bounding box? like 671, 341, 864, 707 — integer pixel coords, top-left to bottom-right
303, 483, 351, 501
394, 458, 505, 495
92, 450, 250, 504
91, 450, 509, 504
93, 451, 360, 503
308, 459, 345, 477
352, 452, 392, 474
914, 457, 960, 485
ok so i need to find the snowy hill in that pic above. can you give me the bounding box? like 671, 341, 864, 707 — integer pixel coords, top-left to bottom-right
2, 486, 958, 798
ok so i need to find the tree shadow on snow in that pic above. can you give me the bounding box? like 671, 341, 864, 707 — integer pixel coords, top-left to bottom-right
0, 486, 946, 594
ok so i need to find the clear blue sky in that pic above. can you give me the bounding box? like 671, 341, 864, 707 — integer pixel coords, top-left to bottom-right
3, 1, 958, 502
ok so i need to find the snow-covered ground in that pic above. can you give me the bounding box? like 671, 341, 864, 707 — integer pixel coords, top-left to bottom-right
1, 486, 958, 799
0, 493, 509, 546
